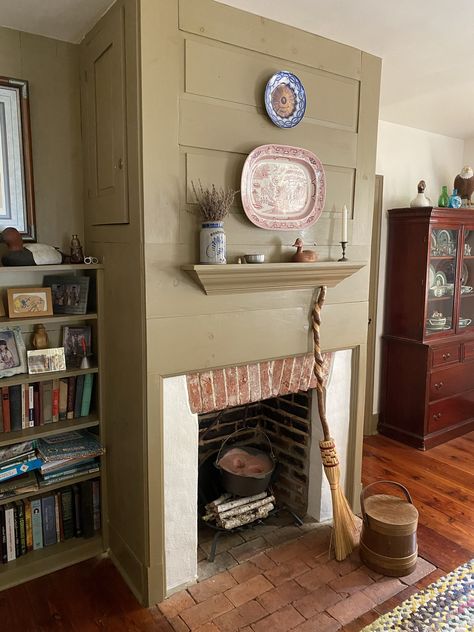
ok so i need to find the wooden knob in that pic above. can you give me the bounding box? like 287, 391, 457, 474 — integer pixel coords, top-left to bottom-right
442, 353, 451, 360
434, 382, 444, 390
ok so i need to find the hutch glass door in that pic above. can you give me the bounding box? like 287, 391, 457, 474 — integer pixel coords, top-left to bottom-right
426, 227, 459, 336
459, 227, 474, 332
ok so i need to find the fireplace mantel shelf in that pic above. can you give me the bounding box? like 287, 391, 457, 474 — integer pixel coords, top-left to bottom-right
182, 261, 366, 295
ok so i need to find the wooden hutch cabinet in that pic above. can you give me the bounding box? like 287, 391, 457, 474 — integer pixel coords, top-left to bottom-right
379, 207, 474, 449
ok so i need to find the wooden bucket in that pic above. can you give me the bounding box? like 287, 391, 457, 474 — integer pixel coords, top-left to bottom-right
359, 480, 418, 577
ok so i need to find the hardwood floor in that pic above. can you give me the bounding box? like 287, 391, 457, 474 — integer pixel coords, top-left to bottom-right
363, 431, 474, 571
0, 432, 472, 631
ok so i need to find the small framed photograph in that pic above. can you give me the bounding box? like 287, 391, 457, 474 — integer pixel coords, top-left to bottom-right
63, 326, 92, 368
43, 276, 90, 315
7, 287, 53, 318
27, 347, 66, 374
0, 327, 27, 378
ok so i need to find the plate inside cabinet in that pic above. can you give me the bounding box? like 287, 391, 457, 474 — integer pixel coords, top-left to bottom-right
264, 71, 306, 128
429, 264, 436, 289
434, 271, 448, 287
241, 144, 326, 231
430, 232, 437, 255
461, 263, 469, 285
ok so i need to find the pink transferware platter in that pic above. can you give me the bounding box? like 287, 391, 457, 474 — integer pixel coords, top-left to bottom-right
241, 144, 326, 231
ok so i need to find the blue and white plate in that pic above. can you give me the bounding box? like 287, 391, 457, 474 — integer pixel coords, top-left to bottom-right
264, 71, 306, 128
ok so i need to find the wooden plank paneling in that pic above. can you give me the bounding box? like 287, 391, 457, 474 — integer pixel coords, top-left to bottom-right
179, 0, 361, 80
185, 38, 360, 131
179, 96, 358, 168
352, 52, 381, 241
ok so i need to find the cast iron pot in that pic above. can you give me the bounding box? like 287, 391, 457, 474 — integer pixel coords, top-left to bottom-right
215, 428, 276, 497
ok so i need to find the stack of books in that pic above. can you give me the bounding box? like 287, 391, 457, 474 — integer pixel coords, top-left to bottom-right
36, 431, 104, 487
0, 480, 101, 563
0, 441, 43, 483
0, 374, 95, 433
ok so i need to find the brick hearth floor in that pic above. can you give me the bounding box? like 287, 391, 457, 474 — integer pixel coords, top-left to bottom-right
158, 515, 437, 631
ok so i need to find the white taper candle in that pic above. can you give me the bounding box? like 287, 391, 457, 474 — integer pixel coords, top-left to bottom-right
342, 205, 348, 242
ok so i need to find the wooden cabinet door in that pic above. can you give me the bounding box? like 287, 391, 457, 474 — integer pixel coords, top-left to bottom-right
81, 4, 128, 225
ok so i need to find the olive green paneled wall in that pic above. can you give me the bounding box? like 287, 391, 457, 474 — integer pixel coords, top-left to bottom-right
0, 27, 83, 250
81, 0, 148, 603
141, 0, 380, 604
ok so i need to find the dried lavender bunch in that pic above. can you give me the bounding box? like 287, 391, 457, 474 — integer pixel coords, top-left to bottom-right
191, 180, 237, 221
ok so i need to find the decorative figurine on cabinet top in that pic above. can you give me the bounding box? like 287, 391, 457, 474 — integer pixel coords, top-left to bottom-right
438, 185, 450, 207
291, 238, 318, 262
0, 227, 62, 266
410, 180, 431, 207
449, 189, 462, 209
454, 166, 474, 206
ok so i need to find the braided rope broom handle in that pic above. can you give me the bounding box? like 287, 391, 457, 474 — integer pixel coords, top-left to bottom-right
311, 286, 331, 442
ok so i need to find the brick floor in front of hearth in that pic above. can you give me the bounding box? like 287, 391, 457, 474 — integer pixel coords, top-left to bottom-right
158, 517, 438, 631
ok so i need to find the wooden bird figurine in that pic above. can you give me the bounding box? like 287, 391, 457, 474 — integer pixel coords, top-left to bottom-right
454, 166, 474, 206
291, 238, 318, 262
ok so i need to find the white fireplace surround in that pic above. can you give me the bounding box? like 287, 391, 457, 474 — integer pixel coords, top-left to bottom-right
162, 349, 352, 595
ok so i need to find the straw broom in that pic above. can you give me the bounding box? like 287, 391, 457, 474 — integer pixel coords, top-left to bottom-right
311, 285, 359, 561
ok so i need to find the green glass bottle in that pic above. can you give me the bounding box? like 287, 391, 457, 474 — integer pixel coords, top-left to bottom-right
438, 185, 450, 207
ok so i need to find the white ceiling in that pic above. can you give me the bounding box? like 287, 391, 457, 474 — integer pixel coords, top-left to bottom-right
1, 0, 473, 139
0, 0, 113, 44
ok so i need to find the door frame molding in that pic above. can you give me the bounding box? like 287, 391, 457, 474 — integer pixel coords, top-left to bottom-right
364, 174, 384, 435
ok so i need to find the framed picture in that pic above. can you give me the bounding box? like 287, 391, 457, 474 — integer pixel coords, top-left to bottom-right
27, 347, 66, 375
7, 287, 53, 318
63, 326, 92, 369
0, 77, 36, 241
0, 326, 27, 378
43, 276, 90, 315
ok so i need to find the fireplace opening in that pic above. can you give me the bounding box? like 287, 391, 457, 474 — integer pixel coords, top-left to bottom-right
198, 390, 312, 558
163, 350, 352, 594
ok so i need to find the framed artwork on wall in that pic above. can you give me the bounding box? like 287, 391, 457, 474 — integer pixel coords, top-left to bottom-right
0, 77, 36, 241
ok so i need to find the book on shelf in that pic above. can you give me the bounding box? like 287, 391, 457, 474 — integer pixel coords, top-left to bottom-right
41, 495, 57, 546
81, 374, 93, 418
0, 506, 6, 562
0, 471, 39, 499
2, 387, 10, 433
9, 385, 22, 432
37, 430, 104, 462
0, 375, 95, 434
0, 457, 44, 482
1, 481, 101, 563
30, 498, 43, 550
59, 379, 68, 421
0, 441, 35, 467
4, 504, 15, 561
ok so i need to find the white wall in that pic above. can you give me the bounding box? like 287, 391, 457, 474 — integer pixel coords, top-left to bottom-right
464, 137, 474, 166
373, 121, 464, 413
308, 349, 352, 521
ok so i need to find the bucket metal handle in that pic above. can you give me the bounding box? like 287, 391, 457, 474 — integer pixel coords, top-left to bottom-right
216, 427, 275, 464
360, 480, 413, 525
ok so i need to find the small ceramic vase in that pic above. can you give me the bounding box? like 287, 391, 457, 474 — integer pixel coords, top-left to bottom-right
200, 222, 226, 264
438, 186, 450, 207
449, 189, 462, 209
